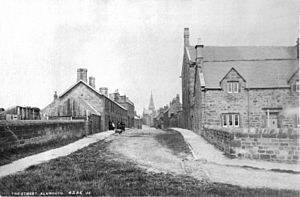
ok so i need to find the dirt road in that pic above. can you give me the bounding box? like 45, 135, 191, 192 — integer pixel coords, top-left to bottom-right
109, 129, 186, 175
109, 128, 300, 191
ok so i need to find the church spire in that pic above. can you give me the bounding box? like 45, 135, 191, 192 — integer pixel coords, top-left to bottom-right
148, 92, 155, 112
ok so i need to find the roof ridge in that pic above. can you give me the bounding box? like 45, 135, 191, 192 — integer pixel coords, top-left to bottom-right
190, 45, 296, 48
204, 58, 298, 63
59, 80, 127, 111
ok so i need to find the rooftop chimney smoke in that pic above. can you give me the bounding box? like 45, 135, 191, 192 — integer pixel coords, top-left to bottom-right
89, 76, 95, 88
77, 68, 87, 83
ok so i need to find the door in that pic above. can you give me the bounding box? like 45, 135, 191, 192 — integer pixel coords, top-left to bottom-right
268, 113, 278, 128
90, 114, 101, 133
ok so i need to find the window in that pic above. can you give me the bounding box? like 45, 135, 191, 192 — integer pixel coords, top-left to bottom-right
291, 81, 299, 92
222, 114, 240, 127
228, 115, 233, 126
234, 114, 239, 127
233, 82, 239, 93
227, 82, 239, 93
227, 82, 232, 93
223, 115, 227, 126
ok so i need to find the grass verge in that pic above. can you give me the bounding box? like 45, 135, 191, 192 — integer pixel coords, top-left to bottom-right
0, 138, 298, 196
155, 128, 192, 156
0, 136, 83, 166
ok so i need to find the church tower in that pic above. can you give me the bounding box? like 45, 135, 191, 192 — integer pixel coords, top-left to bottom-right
148, 92, 155, 112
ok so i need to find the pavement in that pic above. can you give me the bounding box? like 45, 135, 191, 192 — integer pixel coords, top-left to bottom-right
0, 130, 114, 178
172, 127, 300, 190
172, 127, 300, 172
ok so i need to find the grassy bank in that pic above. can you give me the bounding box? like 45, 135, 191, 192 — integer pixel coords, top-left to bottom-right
0, 135, 82, 166
155, 128, 192, 156
0, 138, 298, 197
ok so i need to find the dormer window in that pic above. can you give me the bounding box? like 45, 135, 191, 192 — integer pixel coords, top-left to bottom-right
227, 82, 239, 93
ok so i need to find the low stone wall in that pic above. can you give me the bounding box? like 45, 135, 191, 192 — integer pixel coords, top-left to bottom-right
202, 126, 300, 164
0, 120, 88, 152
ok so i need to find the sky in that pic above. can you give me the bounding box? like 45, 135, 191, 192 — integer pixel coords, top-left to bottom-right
0, 0, 299, 115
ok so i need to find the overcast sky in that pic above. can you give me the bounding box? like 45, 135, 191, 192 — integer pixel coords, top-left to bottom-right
0, 0, 299, 115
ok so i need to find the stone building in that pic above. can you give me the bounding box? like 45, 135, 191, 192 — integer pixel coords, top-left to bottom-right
162, 94, 183, 128
181, 28, 299, 134
153, 106, 167, 129
134, 114, 142, 129
41, 68, 128, 132
142, 92, 156, 126
109, 90, 135, 128
168, 94, 182, 128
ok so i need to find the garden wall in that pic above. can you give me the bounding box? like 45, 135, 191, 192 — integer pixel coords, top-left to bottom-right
202, 126, 300, 164
0, 120, 88, 152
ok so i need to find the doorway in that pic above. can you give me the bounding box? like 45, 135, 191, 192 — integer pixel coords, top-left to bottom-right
267, 112, 278, 128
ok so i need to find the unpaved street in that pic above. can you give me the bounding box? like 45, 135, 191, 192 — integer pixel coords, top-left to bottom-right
109, 129, 187, 175
109, 127, 300, 191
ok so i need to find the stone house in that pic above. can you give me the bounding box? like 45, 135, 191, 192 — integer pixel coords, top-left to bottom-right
109, 90, 135, 128
168, 94, 183, 128
153, 107, 166, 129
134, 114, 142, 129
181, 28, 299, 134
163, 108, 169, 128
41, 68, 128, 132
162, 94, 183, 128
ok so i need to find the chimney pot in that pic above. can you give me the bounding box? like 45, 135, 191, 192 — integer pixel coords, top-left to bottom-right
296, 38, 299, 59
77, 68, 87, 83
54, 91, 58, 101
184, 28, 190, 47
195, 37, 204, 62
89, 76, 95, 88
99, 87, 108, 96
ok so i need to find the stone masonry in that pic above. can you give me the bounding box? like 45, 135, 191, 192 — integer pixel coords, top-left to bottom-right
202, 125, 300, 163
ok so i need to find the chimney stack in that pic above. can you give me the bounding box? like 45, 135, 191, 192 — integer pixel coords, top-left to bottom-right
296, 38, 299, 59
89, 76, 95, 88
195, 37, 204, 65
99, 87, 108, 96
184, 28, 190, 47
77, 68, 87, 83
53, 91, 58, 101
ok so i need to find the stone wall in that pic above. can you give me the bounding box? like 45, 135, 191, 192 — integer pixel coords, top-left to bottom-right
0, 120, 88, 152
202, 88, 298, 128
202, 126, 300, 163
198, 65, 299, 129
248, 88, 299, 128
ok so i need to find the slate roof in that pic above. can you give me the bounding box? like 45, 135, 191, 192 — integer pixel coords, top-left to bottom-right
186, 45, 299, 88
187, 46, 297, 62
